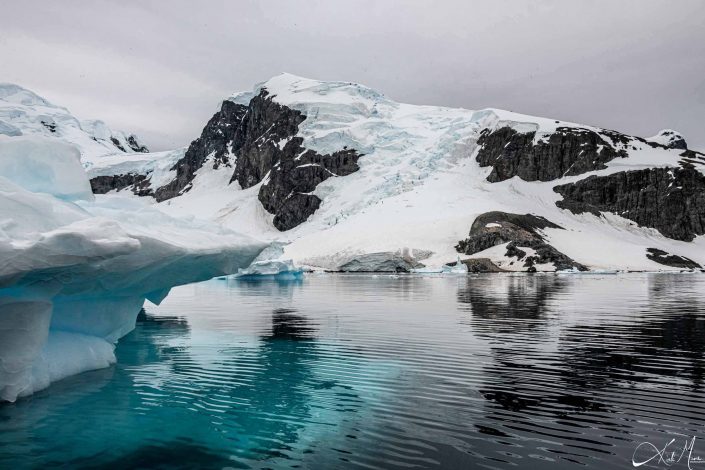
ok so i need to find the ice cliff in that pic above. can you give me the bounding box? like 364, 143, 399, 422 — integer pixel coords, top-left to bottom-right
0, 136, 265, 401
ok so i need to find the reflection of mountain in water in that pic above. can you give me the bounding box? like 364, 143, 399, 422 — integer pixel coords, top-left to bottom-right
558, 275, 705, 392
1, 307, 347, 468
460, 274, 705, 467
457, 275, 567, 336
66, 440, 234, 470
266, 308, 317, 341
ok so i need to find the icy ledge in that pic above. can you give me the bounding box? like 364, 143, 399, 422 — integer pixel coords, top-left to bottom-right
0, 136, 266, 402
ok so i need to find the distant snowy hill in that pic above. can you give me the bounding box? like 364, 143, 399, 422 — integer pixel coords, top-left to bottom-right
0, 83, 149, 165
51, 75, 705, 271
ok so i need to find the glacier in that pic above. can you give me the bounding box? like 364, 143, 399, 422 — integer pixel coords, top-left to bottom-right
0, 136, 266, 402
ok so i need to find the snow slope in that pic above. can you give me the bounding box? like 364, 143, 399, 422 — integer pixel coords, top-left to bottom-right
0, 83, 148, 166
0, 136, 265, 401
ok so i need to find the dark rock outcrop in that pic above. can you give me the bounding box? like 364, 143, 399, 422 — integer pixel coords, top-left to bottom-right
680, 149, 705, 169
646, 248, 701, 269
554, 166, 705, 241
228, 91, 360, 230
154, 90, 362, 230
154, 100, 248, 201
126, 135, 149, 153
448, 258, 507, 273
257, 141, 360, 230
90, 173, 153, 196
651, 130, 688, 150
40, 119, 57, 133
455, 211, 587, 271
476, 126, 629, 182
110, 137, 126, 152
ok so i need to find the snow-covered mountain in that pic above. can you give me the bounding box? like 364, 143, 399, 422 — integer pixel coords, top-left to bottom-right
88, 73, 705, 272
0, 83, 149, 165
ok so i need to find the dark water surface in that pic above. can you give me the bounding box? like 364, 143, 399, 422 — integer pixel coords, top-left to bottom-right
2, 273, 705, 469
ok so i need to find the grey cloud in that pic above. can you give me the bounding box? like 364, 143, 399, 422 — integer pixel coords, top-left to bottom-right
1, 0, 703, 151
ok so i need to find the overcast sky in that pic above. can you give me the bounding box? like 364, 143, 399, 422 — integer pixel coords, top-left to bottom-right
1, 0, 704, 151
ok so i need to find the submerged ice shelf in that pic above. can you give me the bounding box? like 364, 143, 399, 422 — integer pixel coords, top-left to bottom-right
0, 136, 266, 402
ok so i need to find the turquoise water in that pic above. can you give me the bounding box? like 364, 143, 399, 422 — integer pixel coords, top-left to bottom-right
2, 273, 705, 469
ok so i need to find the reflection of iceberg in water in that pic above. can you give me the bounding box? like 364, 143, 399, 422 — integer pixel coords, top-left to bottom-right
0, 301, 391, 468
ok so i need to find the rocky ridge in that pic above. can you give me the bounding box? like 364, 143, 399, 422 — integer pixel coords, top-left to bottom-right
475, 126, 630, 183
554, 165, 705, 242
149, 89, 361, 230
456, 212, 587, 271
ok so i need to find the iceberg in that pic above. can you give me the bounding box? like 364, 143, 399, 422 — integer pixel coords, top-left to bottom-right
556, 267, 618, 275
0, 136, 266, 402
411, 257, 469, 275
227, 243, 304, 280
0, 135, 93, 201
442, 257, 469, 275
234, 259, 304, 280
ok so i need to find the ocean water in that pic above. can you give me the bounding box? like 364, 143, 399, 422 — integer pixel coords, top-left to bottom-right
2, 273, 705, 469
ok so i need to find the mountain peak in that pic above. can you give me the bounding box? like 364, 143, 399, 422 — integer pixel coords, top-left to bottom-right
0, 83, 148, 159
0, 83, 56, 108
648, 129, 687, 150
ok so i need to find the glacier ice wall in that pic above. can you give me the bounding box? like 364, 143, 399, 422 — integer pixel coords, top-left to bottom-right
0, 136, 266, 401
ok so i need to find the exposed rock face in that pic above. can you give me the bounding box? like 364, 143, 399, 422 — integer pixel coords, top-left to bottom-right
126, 135, 149, 153
154, 100, 247, 201
229, 92, 360, 230
154, 90, 361, 230
554, 166, 705, 241
456, 211, 587, 271
90, 173, 153, 196
228, 91, 306, 189
257, 142, 360, 230
110, 137, 126, 152
649, 129, 688, 150
646, 248, 701, 269
449, 258, 507, 273
475, 126, 629, 182
680, 149, 705, 168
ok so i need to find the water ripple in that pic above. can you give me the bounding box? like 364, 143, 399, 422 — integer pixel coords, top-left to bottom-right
1, 273, 704, 469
